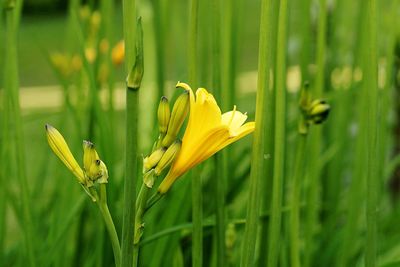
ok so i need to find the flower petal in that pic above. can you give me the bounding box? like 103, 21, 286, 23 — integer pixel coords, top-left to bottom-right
221, 110, 248, 136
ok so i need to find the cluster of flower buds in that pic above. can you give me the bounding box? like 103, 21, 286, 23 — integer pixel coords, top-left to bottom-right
45, 124, 108, 200
142, 90, 189, 188
298, 82, 330, 134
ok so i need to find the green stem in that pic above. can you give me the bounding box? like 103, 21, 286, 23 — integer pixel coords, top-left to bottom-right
188, 0, 201, 266
4, 2, 37, 267
289, 135, 307, 267
121, 0, 138, 266
364, 0, 378, 266
304, 1, 326, 265
258, 0, 278, 265
191, 168, 203, 267
96, 185, 121, 267
133, 182, 151, 266
267, 0, 288, 266
240, 0, 273, 265
212, 0, 226, 263
151, 0, 165, 101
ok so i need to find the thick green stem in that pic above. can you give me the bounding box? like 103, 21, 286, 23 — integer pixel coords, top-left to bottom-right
289, 135, 307, 267
4, 2, 37, 267
97, 185, 121, 267
304, 1, 326, 266
240, 0, 273, 265
364, 0, 378, 266
188, 0, 202, 266
121, 0, 138, 266
211, 0, 226, 265
267, 0, 288, 266
132, 182, 151, 266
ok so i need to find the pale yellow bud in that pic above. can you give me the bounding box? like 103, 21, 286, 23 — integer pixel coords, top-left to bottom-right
45, 124, 85, 184
83, 141, 108, 184
157, 96, 170, 135
143, 148, 166, 171
155, 140, 181, 176
161, 92, 189, 147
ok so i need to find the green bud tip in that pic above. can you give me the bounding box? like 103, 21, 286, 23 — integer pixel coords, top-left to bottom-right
161, 91, 190, 147
126, 17, 144, 90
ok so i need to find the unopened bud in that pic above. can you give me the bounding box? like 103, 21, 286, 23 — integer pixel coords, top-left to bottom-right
155, 140, 181, 176
143, 169, 155, 188
308, 99, 330, 124
45, 124, 85, 184
83, 141, 108, 184
161, 92, 189, 147
143, 148, 166, 171
158, 96, 170, 135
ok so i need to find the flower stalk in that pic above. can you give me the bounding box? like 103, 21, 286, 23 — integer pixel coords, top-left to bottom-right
45, 125, 120, 267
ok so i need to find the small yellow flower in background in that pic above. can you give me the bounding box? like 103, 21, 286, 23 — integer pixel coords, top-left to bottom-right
45, 124, 108, 189
111, 40, 125, 66
158, 82, 255, 194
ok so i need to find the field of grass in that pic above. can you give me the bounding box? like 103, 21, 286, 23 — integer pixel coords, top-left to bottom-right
1, 0, 400, 267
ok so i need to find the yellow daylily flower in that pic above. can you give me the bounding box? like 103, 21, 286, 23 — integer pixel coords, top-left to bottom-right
158, 82, 255, 194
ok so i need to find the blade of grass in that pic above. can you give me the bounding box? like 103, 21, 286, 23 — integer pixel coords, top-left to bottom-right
267, 0, 288, 266
298, 0, 312, 82
364, 0, 379, 266
304, 0, 327, 265
289, 134, 307, 267
211, 0, 227, 264
121, 0, 138, 266
4, 1, 37, 266
150, 0, 165, 101
239, 0, 274, 265
188, 0, 202, 265
257, 0, 278, 265
337, 7, 368, 266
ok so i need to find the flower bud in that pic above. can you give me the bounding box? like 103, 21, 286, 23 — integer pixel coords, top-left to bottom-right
158, 96, 170, 135
161, 92, 189, 147
155, 140, 181, 176
143, 148, 166, 171
308, 99, 330, 124
45, 124, 85, 184
83, 141, 108, 184
143, 169, 155, 188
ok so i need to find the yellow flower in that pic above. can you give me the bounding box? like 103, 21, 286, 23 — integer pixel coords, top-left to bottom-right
111, 40, 125, 66
158, 82, 255, 194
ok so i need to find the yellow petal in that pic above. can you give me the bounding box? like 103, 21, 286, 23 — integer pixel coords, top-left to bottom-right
221, 109, 248, 136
